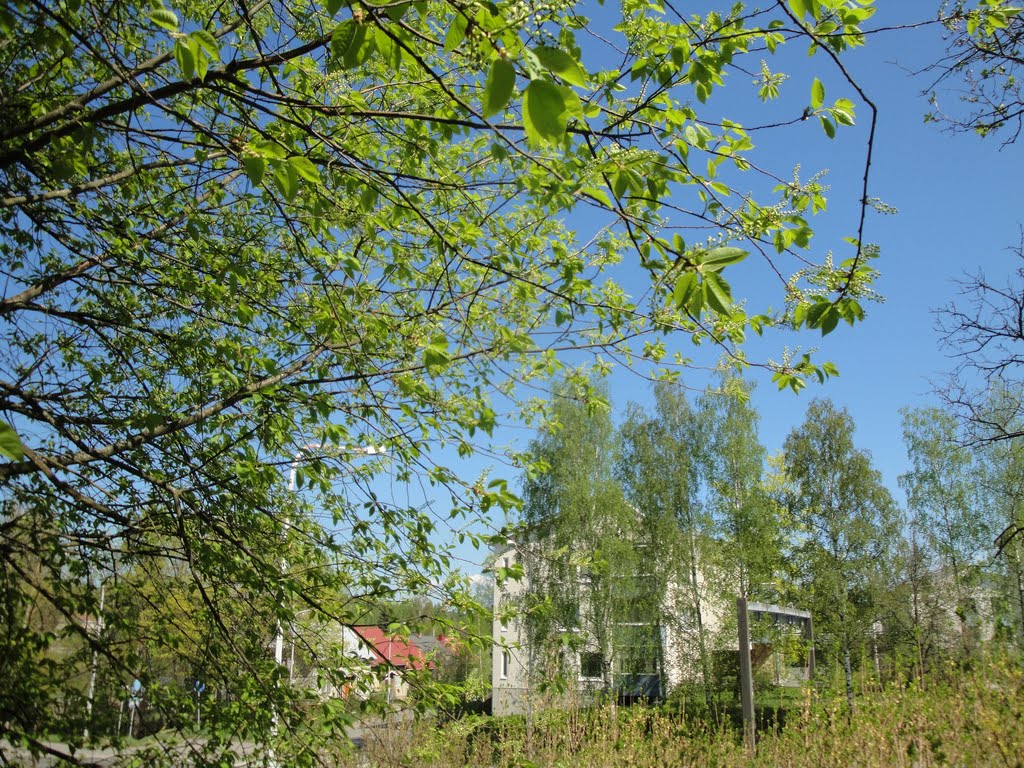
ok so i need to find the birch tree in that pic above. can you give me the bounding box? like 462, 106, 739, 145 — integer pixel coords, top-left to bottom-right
698, 377, 784, 603
900, 406, 989, 654
618, 382, 715, 706
784, 398, 900, 713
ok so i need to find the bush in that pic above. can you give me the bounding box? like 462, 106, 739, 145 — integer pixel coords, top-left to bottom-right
337, 652, 1024, 767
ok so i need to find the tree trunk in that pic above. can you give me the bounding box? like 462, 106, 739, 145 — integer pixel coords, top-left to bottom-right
686, 534, 714, 715
1011, 539, 1024, 649
843, 642, 855, 717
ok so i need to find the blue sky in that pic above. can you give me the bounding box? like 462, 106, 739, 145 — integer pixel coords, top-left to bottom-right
590, 3, 1022, 497
731, 5, 1020, 493
373, 3, 1023, 576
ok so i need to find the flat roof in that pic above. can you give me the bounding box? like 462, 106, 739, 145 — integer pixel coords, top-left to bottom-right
748, 602, 811, 619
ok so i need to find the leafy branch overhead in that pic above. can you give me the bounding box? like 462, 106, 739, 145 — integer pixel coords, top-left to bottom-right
0, 0, 882, 761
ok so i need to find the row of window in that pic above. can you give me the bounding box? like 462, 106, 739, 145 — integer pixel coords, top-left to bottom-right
498, 648, 659, 683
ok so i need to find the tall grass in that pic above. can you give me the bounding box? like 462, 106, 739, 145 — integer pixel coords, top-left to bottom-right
354, 654, 1024, 767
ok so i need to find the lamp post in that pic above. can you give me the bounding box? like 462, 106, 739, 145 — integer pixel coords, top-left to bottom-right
274, 443, 386, 671
83, 580, 105, 741
269, 442, 385, 764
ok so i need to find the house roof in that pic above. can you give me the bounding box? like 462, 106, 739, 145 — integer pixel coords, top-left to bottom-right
352, 626, 432, 671
409, 633, 459, 658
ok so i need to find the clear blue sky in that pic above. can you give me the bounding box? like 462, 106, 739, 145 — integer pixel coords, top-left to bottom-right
375, 4, 1023, 576
731, 5, 1021, 494
594, 4, 1023, 498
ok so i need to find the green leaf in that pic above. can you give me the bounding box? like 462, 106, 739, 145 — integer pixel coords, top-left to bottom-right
359, 185, 378, 212
483, 58, 516, 118
810, 77, 824, 110
331, 20, 358, 60
820, 115, 835, 138
251, 139, 288, 160
582, 186, 613, 208
288, 155, 321, 184
423, 337, 450, 370
194, 45, 209, 82
174, 39, 195, 79
703, 271, 733, 314
522, 79, 568, 147
673, 272, 698, 309
804, 300, 829, 329
242, 155, 266, 185
148, 8, 178, 32
326, 0, 344, 15
374, 27, 402, 68
818, 305, 839, 335
611, 171, 628, 200
274, 162, 299, 202
443, 12, 468, 52
832, 106, 855, 126
385, 1, 410, 21
190, 30, 220, 61
331, 20, 369, 70
788, 0, 809, 19
532, 46, 586, 87
0, 421, 24, 461
702, 246, 748, 270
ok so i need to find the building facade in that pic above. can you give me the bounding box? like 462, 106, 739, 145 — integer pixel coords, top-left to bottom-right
492, 542, 814, 716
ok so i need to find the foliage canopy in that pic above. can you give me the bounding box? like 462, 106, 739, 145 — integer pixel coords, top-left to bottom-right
0, 0, 882, 762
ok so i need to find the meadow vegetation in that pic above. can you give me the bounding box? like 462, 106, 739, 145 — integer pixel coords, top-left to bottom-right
355, 654, 1024, 768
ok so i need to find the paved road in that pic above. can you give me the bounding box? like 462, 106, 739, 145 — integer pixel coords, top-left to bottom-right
0, 716, 412, 766
0, 738, 275, 767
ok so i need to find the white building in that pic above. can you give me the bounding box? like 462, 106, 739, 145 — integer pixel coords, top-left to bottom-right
491, 540, 727, 716
492, 541, 813, 716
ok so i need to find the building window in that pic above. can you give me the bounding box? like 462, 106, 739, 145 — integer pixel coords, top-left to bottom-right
501, 650, 510, 680
579, 652, 603, 680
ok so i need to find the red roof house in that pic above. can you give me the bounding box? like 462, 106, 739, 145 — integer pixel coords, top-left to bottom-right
351, 626, 432, 671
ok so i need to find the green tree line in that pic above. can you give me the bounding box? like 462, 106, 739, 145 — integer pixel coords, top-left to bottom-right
516, 376, 1024, 715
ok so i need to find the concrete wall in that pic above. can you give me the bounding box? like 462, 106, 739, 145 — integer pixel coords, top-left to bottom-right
492, 545, 531, 716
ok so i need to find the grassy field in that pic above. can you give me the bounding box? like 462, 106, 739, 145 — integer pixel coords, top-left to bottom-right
354, 655, 1024, 767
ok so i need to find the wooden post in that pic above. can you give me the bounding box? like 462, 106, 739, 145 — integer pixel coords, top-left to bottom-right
737, 598, 755, 755
804, 613, 815, 682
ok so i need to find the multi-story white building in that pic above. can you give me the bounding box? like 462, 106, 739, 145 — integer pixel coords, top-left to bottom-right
491, 539, 723, 716
491, 541, 813, 716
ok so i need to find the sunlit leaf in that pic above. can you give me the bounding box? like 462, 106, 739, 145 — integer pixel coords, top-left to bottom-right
533, 46, 587, 87
274, 161, 299, 201
702, 246, 748, 270
483, 59, 516, 118
148, 7, 178, 31
0, 421, 24, 461
811, 77, 824, 109
288, 156, 321, 184
703, 271, 733, 314
174, 39, 195, 79
242, 156, 266, 186
522, 79, 568, 147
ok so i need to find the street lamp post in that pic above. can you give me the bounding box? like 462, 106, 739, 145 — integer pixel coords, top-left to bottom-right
274, 444, 385, 671
83, 580, 106, 741
269, 442, 385, 765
